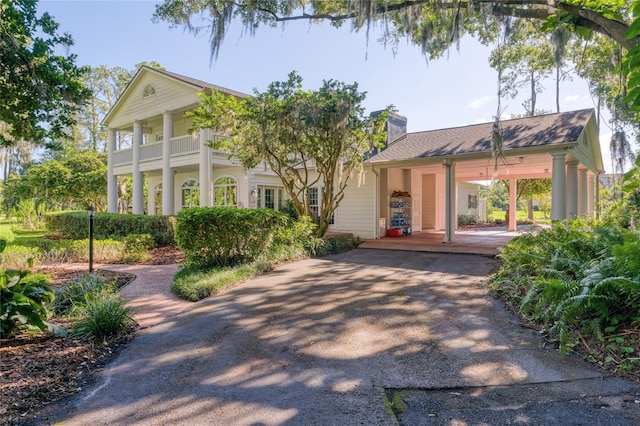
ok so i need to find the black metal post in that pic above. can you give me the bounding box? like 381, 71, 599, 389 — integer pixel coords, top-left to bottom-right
88, 206, 94, 273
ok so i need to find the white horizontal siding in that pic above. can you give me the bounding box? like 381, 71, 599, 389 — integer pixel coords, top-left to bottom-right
333, 169, 377, 239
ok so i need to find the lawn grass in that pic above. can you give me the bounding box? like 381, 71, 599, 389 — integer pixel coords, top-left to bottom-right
487, 210, 551, 224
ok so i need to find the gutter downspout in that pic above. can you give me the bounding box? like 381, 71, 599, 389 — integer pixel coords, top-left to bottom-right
372, 166, 380, 239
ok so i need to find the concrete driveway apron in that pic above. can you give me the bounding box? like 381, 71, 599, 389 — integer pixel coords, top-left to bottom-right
47, 249, 640, 425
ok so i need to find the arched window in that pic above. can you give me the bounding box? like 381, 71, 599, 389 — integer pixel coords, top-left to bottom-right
214, 177, 237, 207
143, 84, 156, 98
154, 183, 162, 215
181, 179, 200, 208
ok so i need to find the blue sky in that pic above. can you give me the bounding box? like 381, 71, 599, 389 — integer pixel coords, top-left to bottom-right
40, 0, 613, 170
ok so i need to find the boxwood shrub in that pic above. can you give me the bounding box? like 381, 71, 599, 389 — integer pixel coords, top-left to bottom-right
176, 207, 289, 267
45, 212, 175, 246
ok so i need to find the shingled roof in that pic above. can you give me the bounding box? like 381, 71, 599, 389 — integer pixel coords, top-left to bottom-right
367, 109, 595, 163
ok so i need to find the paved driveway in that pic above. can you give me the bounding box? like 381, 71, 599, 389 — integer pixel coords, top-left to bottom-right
45, 250, 640, 425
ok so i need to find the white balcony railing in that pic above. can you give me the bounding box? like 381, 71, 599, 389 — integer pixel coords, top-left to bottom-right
171, 134, 199, 156
113, 148, 132, 165
111, 133, 233, 167
140, 141, 163, 162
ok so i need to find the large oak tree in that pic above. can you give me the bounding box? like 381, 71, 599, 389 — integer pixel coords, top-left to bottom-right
0, 0, 89, 148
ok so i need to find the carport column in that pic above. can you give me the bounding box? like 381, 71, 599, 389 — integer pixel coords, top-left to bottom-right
107, 128, 118, 213
508, 179, 517, 232
578, 168, 588, 218
132, 120, 144, 214
566, 161, 579, 220
587, 173, 595, 220
551, 152, 567, 221
162, 112, 174, 215
199, 128, 210, 207
443, 159, 456, 243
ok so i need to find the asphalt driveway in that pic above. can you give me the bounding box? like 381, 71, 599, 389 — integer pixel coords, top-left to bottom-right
43, 250, 640, 425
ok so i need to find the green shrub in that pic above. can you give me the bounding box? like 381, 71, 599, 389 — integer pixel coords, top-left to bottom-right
0, 246, 40, 270
123, 233, 155, 251
0, 227, 16, 243
0, 270, 54, 337
45, 212, 175, 246
490, 221, 640, 354
458, 214, 481, 226
313, 234, 361, 257
268, 216, 322, 262
72, 291, 134, 339
176, 207, 289, 267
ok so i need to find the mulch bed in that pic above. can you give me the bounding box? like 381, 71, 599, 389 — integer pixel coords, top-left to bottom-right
0, 246, 184, 425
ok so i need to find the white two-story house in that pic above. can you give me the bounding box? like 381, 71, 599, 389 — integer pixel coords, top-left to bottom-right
105, 66, 604, 242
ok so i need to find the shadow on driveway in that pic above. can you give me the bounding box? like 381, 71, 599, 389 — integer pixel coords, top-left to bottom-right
39, 250, 640, 425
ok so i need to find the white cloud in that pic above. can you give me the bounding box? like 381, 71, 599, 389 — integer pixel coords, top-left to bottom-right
564, 94, 582, 103
467, 96, 496, 109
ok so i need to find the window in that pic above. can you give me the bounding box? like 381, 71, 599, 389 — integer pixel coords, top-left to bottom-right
468, 194, 478, 209
308, 187, 319, 219
257, 186, 286, 210
308, 187, 334, 224
143, 84, 155, 98
214, 177, 237, 207
182, 179, 200, 208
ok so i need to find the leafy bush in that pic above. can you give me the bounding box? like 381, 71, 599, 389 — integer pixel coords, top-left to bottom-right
176, 207, 289, 267
313, 234, 361, 257
458, 214, 481, 226
45, 212, 175, 246
0, 245, 40, 270
490, 221, 640, 357
0, 227, 16, 243
0, 270, 54, 337
123, 233, 155, 251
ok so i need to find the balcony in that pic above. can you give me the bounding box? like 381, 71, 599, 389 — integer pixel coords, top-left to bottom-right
111, 133, 231, 167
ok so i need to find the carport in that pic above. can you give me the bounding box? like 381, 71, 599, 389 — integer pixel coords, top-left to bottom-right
367, 109, 604, 243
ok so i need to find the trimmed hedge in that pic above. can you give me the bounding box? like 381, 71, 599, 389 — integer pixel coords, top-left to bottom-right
176, 207, 289, 267
45, 212, 175, 246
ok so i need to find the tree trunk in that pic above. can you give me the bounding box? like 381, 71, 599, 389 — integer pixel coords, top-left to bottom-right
527, 199, 534, 221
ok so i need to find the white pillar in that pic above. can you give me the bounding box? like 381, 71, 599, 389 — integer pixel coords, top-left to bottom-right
132, 120, 144, 214
443, 160, 456, 243
107, 129, 118, 213
551, 152, 567, 221
509, 179, 517, 232
566, 161, 579, 220
199, 128, 210, 207
162, 113, 174, 215
578, 168, 588, 218
587, 173, 595, 220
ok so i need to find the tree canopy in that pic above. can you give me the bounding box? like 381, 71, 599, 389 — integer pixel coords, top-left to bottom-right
188, 71, 389, 237
153, 0, 635, 60
0, 0, 90, 148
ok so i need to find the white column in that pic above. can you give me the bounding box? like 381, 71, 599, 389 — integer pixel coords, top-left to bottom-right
443, 160, 456, 243
566, 161, 579, 220
132, 120, 144, 214
199, 128, 210, 207
107, 129, 118, 213
509, 179, 517, 232
578, 168, 588, 217
551, 152, 567, 221
162, 113, 174, 215
587, 173, 595, 220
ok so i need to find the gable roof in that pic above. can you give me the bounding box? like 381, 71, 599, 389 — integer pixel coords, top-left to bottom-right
102, 66, 249, 126
367, 109, 596, 163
